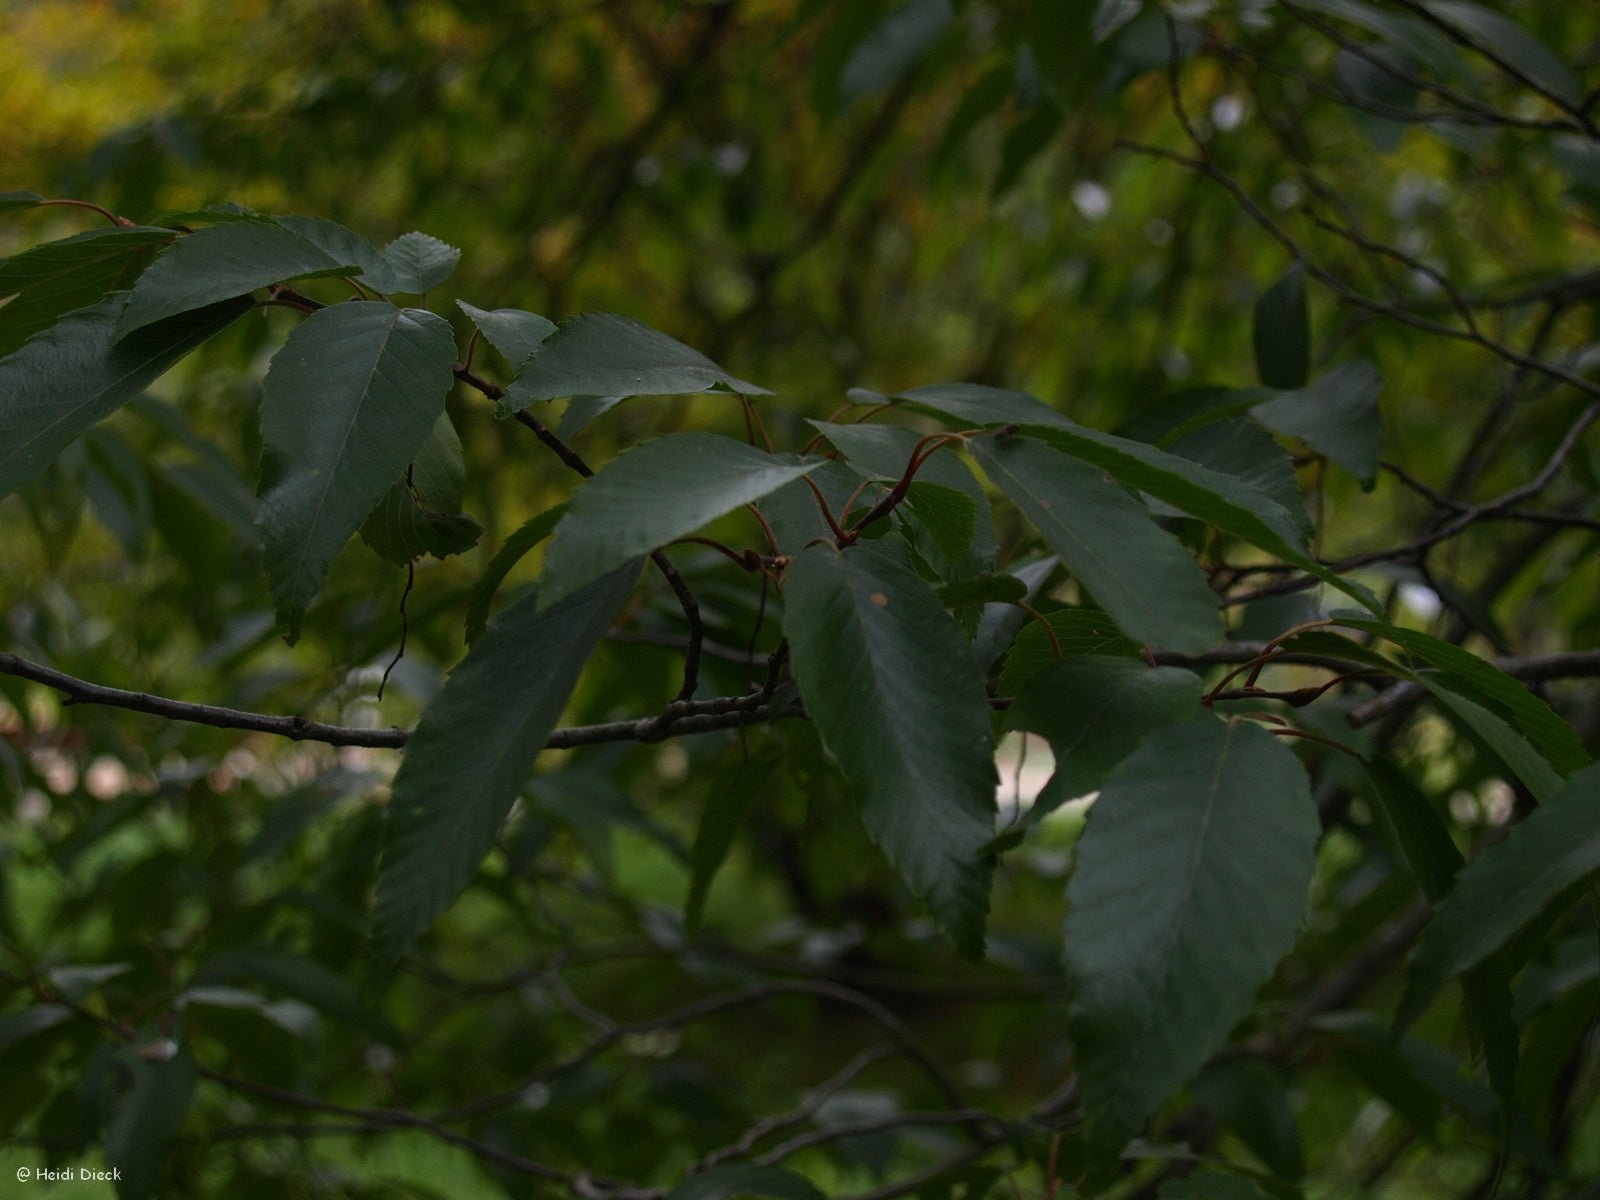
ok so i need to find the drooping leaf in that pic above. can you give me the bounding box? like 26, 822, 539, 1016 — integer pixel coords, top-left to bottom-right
1192, 1058, 1304, 1182
0, 226, 172, 355
1253, 360, 1384, 487
1168, 417, 1313, 540
1065, 716, 1318, 1159
359, 412, 482, 565
1403, 762, 1600, 1023
503, 313, 771, 412
897, 381, 1071, 428
190, 947, 399, 1042
1337, 618, 1588, 777
104, 1046, 197, 1200
374, 565, 640, 957
1425, 1, 1581, 103
1253, 262, 1310, 389
0, 291, 251, 500
1364, 756, 1465, 902
456, 301, 556, 366
556, 393, 629, 439
0, 190, 44, 214
1001, 425, 1383, 612
837, 0, 954, 104
116, 221, 364, 335
996, 607, 1140, 696
783, 539, 998, 957
1008, 656, 1202, 820
1426, 680, 1564, 802
668, 1163, 826, 1200
262, 214, 401, 290
971, 433, 1222, 653
382, 231, 461, 292
901, 480, 980, 572
463, 504, 566, 645
256, 301, 458, 642
685, 756, 771, 937
539, 432, 822, 609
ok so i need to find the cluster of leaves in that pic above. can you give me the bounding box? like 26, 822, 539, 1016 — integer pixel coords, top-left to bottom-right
2, 1, 1600, 1198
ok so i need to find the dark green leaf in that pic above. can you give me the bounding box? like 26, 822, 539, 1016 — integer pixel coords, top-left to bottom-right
382, 231, 461, 292
374, 566, 639, 956
539, 433, 822, 609
1337, 618, 1588, 777
105, 1047, 197, 1200
191, 948, 398, 1042
685, 757, 768, 937
116, 221, 363, 335
1252, 361, 1383, 487
897, 382, 1071, 428
1158, 1169, 1275, 1200
0, 291, 250, 500
971, 433, 1222, 653
0, 1005, 72, 1051
463, 504, 566, 646
1169, 417, 1313, 540
273, 214, 402, 293
1425, 1, 1580, 103
557, 394, 629, 439
1065, 716, 1318, 1159
504, 313, 771, 411
0, 190, 44, 214
1405, 762, 1600, 1017
456, 300, 556, 365
996, 607, 1140, 696
902, 480, 979, 572
783, 540, 998, 957
1008, 656, 1202, 820
1192, 1058, 1304, 1181
256, 301, 458, 642
1253, 263, 1310, 389
837, 0, 954, 103
0, 226, 172, 355
359, 412, 482, 565
936, 574, 1027, 607
1364, 756, 1464, 902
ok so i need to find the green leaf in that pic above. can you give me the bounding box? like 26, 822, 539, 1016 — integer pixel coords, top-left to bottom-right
685, 757, 768, 937
1158, 1169, 1275, 1200
936, 574, 1027, 607
783, 539, 998, 958
1404, 762, 1600, 1019
1065, 716, 1318, 1159
1008, 657, 1202, 821
1364, 756, 1464, 902
116, 220, 364, 335
539, 433, 823, 609
971, 433, 1222, 653
105, 1046, 197, 1200
1168, 417, 1314, 540
0, 291, 251, 500
557, 394, 628, 438
456, 300, 556, 365
0, 190, 44, 214
463, 504, 566, 645
897, 381, 1071, 428
382, 231, 461, 292
1426, 680, 1564, 802
837, 0, 954, 104
374, 565, 639, 956
503, 313, 771, 412
359, 412, 482, 565
1252, 361, 1384, 487
0, 1004, 72, 1051
1425, 1, 1581, 104
668, 1163, 826, 1200
0, 226, 172, 356
1192, 1058, 1304, 1182
996, 607, 1140, 696
273, 214, 403, 293
902, 480, 979, 572
256, 301, 458, 642
1253, 262, 1310, 389
191, 948, 399, 1042
1336, 618, 1588, 778
1002, 426, 1384, 613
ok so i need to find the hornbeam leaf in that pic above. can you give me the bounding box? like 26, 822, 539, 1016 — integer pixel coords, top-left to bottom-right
0, 226, 173, 355
1403, 762, 1600, 1020
897, 381, 1072, 428
117, 221, 365, 335
464, 504, 566, 646
971, 434, 1222, 652
374, 565, 639, 956
1253, 262, 1310, 389
105, 1046, 197, 1200
256, 301, 457, 643
456, 301, 556, 365
783, 539, 998, 957
540, 432, 823, 609
1065, 716, 1318, 1159
1008, 656, 1203, 821
274, 215, 403, 294
383, 231, 461, 293
358, 411, 482, 566
0, 291, 250, 500
1253, 360, 1383, 488
999, 425, 1384, 614
502, 313, 772, 412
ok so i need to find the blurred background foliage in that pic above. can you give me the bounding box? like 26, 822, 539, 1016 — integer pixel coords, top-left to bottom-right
3, 1, 1600, 1197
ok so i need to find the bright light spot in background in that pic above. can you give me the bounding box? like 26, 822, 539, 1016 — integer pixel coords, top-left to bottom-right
1270, 179, 1303, 210
85, 756, 128, 800
1211, 94, 1245, 131
995, 732, 1055, 815
1398, 582, 1442, 621
633, 155, 662, 185
714, 141, 750, 175
1071, 180, 1112, 221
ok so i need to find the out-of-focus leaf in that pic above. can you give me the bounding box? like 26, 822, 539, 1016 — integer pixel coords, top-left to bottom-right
1253, 361, 1383, 487
837, 0, 954, 104
463, 504, 565, 646
1253, 263, 1309, 389
104, 1046, 197, 1200
668, 1163, 826, 1200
